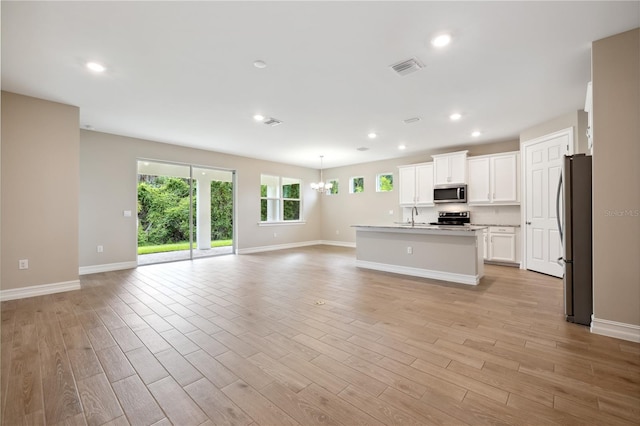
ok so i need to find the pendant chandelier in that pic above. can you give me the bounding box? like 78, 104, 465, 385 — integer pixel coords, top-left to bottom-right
310, 155, 333, 193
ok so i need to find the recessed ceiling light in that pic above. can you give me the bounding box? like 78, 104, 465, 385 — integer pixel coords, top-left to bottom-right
449, 113, 462, 121
471, 130, 482, 137
253, 114, 265, 121
86, 61, 106, 73
368, 132, 377, 139
431, 34, 452, 48
253, 60, 267, 69
398, 144, 407, 150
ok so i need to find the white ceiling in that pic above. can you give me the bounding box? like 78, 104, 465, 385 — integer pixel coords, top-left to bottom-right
2, 1, 638, 168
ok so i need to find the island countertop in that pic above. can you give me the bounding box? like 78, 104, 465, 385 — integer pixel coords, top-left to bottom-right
352, 224, 486, 236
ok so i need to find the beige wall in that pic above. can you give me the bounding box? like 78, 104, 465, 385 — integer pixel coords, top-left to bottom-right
1, 92, 80, 290
320, 139, 520, 243
79, 130, 323, 267
591, 28, 640, 327
520, 109, 588, 153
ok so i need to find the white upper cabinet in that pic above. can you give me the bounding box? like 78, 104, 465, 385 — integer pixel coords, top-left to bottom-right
398, 166, 416, 205
468, 157, 491, 204
432, 151, 468, 185
468, 151, 519, 205
398, 162, 433, 206
416, 163, 434, 205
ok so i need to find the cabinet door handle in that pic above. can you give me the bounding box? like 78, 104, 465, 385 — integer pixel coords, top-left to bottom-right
526, 221, 532, 225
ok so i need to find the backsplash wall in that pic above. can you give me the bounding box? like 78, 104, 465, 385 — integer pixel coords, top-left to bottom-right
402, 205, 521, 226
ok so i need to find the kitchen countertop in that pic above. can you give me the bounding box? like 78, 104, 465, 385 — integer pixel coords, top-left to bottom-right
352, 224, 486, 233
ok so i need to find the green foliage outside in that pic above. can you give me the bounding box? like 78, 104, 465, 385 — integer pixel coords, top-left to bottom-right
379, 174, 393, 192
137, 239, 232, 255
352, 177, 364, 193
137, 175, 233, 248
260, 182, 300, 221
329, 180, 339, 195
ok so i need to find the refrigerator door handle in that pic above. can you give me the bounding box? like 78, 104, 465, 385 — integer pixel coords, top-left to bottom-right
556, 173, 563, 244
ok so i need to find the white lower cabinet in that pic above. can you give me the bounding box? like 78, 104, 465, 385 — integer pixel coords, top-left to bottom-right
486, 226, 516, 263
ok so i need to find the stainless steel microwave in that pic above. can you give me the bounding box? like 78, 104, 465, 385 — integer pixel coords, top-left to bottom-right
433, 184, 467, 204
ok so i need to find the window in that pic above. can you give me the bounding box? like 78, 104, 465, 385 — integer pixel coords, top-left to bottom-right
327, 179, 339, 195
349, 176, 364, 193
260, 175, 301, 222
376, 173, 394, 192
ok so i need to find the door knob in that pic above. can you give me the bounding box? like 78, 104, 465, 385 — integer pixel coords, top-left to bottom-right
526, 221, 532, 225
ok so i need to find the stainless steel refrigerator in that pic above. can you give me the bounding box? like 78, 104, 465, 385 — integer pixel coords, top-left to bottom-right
556, 154, 592, 326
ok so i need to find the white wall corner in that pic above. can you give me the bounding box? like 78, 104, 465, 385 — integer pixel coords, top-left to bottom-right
591, 316, 640, 343
79, 261, 138, 275
0, 280, 81, 302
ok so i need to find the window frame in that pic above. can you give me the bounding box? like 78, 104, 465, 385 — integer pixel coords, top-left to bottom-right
259, 174, 304, 224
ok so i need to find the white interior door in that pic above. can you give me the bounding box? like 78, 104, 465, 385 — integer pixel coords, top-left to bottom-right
523, 129, 572, 277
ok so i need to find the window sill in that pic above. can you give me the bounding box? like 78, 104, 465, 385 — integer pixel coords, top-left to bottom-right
258, 221, 306, 226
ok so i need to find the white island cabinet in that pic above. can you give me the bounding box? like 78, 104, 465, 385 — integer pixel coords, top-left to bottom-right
352, 224, 485, 285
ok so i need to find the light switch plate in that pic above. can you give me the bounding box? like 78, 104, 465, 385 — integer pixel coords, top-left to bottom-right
123, 210, 132, 217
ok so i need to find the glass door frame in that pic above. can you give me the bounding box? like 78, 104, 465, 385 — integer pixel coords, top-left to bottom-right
136, 158, 236, 265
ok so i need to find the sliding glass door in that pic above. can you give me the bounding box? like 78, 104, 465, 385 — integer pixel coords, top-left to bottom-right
137, 160, 234, 265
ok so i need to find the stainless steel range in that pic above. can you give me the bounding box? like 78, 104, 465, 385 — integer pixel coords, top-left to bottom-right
430, 211, 470, 226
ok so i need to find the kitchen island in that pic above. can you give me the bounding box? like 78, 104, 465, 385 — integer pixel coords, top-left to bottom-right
352, 224, 486, 285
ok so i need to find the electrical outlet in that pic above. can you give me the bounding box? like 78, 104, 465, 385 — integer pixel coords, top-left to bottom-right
97, 245, 104, 253
407, 247, 413, 255
389, 209, 394, 215
19, 259, 29, 270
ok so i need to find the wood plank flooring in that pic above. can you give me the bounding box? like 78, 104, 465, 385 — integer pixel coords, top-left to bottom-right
1, 245, 639, 425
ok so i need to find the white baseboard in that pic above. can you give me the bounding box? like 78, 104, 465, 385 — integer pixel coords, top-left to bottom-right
319, 240, 356, 248
0, 280, 81, 302
591, 316, 640, 343
237, 240, 322, 255
355, 260, 480, 286
79, 261, 137, 275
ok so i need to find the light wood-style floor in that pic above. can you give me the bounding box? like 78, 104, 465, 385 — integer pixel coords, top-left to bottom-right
1, 246, 639, 425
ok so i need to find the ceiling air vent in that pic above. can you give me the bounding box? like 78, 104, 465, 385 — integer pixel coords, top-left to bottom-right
263, 117, 283, 126
390, 58, 424, 76
403, 117, 421, 124
356, 147, 369, 152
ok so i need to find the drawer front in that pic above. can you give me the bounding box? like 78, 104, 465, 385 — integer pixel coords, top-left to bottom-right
489, 226, 515, 234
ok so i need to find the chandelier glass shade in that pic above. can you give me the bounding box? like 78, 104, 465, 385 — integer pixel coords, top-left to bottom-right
310, 156, 333, 193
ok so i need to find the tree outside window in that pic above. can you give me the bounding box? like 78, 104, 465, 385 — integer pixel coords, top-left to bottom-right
350, 176, 364, 193
261, 175, 301, 221
327, 179, 339, 195
377, 173, 393, 192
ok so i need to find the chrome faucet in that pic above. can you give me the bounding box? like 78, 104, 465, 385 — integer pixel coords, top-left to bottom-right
411, 206, 418, 226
